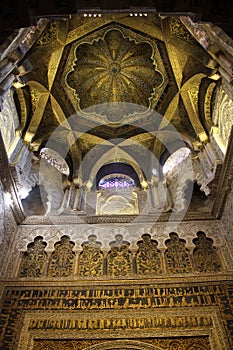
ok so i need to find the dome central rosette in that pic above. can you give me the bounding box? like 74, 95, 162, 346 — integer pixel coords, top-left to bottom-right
108, 61, 121, 75
66, 28, 164, 122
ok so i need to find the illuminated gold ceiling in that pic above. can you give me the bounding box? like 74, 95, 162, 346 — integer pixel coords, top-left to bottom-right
14, 13, 216, 179
66, 27, 165, 119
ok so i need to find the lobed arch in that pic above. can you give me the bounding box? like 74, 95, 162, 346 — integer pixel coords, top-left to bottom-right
82, 339, 163, 350
80, 145, 147, 189
96, 163, 140, 189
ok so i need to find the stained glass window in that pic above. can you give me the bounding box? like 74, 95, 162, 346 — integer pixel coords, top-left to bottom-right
98, 174, 135, 190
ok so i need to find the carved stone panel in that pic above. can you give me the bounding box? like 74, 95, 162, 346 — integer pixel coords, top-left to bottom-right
212, 86, 233, 150
1, 284, 232, 349
78, 234, 103, 276
164, 232, 193, 274
136, 234, 163, 275
193, 231, 222, 272
47, 235, 75, 277
18, 236, 47, 277
33, 337, 211, 350
107, 234, 132, 276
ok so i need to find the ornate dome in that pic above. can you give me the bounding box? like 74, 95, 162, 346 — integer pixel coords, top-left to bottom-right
66, 29, 164, 122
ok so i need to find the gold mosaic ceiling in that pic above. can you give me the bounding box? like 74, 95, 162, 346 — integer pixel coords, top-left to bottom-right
66, 27, 164, 122
16, 13, 215, 178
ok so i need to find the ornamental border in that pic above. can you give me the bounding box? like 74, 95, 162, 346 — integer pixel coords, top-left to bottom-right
17, 307, 229, 350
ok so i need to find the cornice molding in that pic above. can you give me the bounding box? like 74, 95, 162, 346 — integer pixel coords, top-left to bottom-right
1, 272, 233, 287
21, 211, 216, 226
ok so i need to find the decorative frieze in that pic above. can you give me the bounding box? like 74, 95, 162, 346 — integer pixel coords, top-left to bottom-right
33, 338, 212, 350
15, 231, 227, 278
0, 283, 232, 349
29, 314, 213, 331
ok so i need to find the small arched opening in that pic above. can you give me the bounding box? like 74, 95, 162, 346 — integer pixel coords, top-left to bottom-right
95, 162, 142, 215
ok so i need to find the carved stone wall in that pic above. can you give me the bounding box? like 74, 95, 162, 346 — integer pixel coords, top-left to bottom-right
0, 283, 232, 349
0, 181, 4, 247
15, 219, 226, 251
0, 12, 233, 350
212, 86, 233, 153
1, 221, 230, 281
0, 90, 20, 156
33, 337, 212, 350
0, 180, 18, 278
221, 181, 233, 251
5, 219, 231, 278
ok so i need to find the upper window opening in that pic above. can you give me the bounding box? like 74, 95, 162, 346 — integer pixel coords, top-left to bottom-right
96, 162, 141, 190
99, 174, 135, 190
